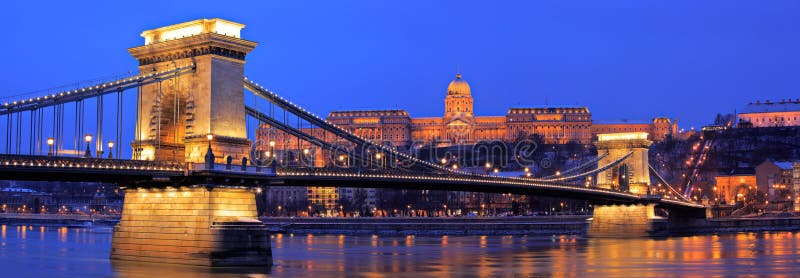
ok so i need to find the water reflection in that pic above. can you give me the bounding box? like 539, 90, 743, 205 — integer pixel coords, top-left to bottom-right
0, 224, 798, 277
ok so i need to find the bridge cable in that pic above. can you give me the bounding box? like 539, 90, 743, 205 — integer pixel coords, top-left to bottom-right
539, 152, 609, 180
649, 165, 694, 203
244, 79, 455, 174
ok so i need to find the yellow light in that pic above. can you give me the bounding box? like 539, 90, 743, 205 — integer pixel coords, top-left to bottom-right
47, 138, 54, 146
84, 134, 92, 143
597, 132, 648, 142
375, 153, 382, 159
207, 133, 213, 141
303, 148, 309, 155
107, 141, 114, 149
140, 18, 244, 45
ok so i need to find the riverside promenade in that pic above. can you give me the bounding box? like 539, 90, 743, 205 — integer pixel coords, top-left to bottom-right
260, 216, 591, 235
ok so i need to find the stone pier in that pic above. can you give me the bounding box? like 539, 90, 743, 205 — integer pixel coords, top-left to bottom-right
110, 186, 272, 266
588, 204, 667, 237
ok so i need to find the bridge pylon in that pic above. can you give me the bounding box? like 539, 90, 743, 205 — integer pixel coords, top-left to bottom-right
594, 132, 653, 195
128, 18, 256, 163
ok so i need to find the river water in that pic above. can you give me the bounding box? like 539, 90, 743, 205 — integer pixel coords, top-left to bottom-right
0, 225, 799, 277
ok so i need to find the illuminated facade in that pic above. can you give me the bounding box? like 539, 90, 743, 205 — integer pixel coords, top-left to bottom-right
737, 99, 800, 128
257, 72, 678, 157
591, 118, 677, 142
714, 173, 757, 204
130, 18, 256, 162
307, 186, 339, 216
263, 73, 597, 149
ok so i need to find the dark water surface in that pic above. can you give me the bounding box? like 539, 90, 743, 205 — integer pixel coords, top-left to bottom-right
1, 225, 799, 277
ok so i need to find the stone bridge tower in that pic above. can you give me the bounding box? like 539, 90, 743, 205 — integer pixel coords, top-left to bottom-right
128, 18, 256, 163
594, 132, 653, 195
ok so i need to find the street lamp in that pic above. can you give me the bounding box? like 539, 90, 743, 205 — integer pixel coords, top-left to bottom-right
47, 138, 54, 156
107, 141, 114, 159
268, 141, 276, 165
84, 134, 93, 158
204, 133, 215, 166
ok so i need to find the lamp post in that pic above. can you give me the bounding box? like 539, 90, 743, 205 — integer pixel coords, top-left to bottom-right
47, 138, 54, 156
84, 134, 93, 158
485, 162, 491, 174
302, 148, 310, 167
107, 141, 114, 159
205, 133, 215, 168
375, 153, 383, 169
269, 141, 276, 166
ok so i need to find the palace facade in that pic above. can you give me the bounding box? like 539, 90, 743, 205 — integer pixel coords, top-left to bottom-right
257, 73, 677, 154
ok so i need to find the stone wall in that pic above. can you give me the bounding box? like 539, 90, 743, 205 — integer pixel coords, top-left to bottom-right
588, 204, 667, 237
110, 187, 271, 266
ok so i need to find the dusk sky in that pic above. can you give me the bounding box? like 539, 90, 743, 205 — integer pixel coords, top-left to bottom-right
2, 1, 799, 130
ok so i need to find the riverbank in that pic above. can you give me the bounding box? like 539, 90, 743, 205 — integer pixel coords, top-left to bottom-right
260, 216, 590, 235
0, 213, 119, 227
677, 217, 800, 234
2, 214, 799, 236
260, 216, 800, 236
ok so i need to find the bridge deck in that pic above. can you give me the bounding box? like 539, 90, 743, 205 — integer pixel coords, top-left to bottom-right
0, 155, 703, 210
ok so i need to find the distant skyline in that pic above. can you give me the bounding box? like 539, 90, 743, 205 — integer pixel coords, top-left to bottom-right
2, 1, 800, 130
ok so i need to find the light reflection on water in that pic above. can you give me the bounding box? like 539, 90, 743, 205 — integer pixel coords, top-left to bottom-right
0, 224, 798, 277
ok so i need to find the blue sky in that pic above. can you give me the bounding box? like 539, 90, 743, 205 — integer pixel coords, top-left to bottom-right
2, 1, 799, 130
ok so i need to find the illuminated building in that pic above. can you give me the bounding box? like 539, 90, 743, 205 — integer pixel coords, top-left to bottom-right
260, 72, 677, 151
738, 99, 800, 128
756, 160, 800, 211
714, 171, 757, 204
307, 187, 338, 216
591, 118, 677, 142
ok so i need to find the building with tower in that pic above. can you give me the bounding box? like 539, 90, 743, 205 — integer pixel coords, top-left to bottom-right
258, 72, 676, 152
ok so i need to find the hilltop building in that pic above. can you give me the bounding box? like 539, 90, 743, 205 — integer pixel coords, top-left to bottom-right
259, 72, 677, 152
738, 99, 800, 128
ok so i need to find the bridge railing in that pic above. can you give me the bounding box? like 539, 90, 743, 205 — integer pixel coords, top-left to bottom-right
188, 162, 275, 175
0, 154, 185, 172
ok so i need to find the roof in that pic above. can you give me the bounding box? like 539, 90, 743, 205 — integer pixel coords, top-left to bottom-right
507, 107, 589, 114
328, 110, 410, 118
717, 168, 756, 176
446, 73, 471, 96
740, 100, 800, 114
592, 119, 651, 125
774, 161, 795, 170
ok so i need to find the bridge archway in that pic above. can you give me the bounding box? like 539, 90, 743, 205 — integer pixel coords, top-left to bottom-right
594, 132, 652, 195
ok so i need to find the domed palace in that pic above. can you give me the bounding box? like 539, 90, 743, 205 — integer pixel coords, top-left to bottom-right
259, 72, 677, 151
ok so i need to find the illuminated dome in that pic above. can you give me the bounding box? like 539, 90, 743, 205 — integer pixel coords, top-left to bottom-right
446, 73, 471, 96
